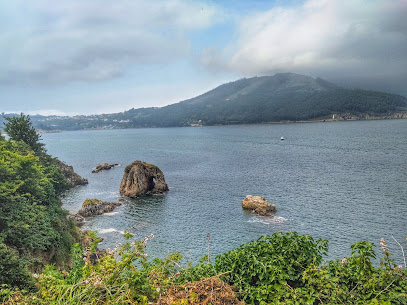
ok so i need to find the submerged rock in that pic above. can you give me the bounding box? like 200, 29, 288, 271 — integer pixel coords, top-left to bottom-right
55, 159, 88, 187
242, 195, 276, 216
92, 163, 119, 173
77, 198, 121, 217
120, 161, 169, 198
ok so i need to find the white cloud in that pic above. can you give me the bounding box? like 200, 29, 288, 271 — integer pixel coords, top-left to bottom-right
0, 0, 220, 84
204, 0, 407, 93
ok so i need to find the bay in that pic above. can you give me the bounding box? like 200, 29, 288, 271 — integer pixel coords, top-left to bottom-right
42, 119, 407, 264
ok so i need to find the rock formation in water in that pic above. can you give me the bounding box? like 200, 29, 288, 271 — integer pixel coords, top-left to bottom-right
55, 159, 88, 187
92, 163, 120, 173
120, 161, 169, 198
67, 213, 85, 227
77, 199, 121, 217
242, 195, 276, 216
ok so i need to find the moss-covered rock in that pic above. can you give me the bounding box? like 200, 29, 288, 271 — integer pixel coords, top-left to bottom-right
77, 199, 120, 217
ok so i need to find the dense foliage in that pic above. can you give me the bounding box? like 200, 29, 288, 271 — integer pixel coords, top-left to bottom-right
3, 114, 46, 156
0, 115, 77, 291
176, 233, 407, 305
1, 231, 406, 304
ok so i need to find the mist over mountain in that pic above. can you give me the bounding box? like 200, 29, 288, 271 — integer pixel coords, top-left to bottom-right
2, 73, 407, 131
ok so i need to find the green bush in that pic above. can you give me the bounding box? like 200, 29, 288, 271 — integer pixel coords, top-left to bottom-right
176, 233, 407, 304
214, 232, 328, 304
0, 243, 35, 293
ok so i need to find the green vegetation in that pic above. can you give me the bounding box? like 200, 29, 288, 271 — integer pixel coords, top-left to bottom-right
0, 114, 77, 291
82, 199, 103, 207
3, 114, 46, 156
1, 232, 406, 304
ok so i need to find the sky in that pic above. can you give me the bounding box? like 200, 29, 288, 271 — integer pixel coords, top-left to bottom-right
1, 0, 406, 116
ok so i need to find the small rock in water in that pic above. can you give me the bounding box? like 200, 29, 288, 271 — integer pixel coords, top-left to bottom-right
92, 163, 119, 173
77, 198, 121, 217
242, 195, 276, 216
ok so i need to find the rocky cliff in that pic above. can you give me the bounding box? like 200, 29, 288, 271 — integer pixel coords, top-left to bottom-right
55, 159, 88, 187
120, 161, 168, 198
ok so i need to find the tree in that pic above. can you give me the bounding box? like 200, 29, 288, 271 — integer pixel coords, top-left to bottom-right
3, 113, 45, 156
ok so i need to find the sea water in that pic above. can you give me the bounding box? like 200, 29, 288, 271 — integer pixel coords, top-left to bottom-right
42, 119, 407, 264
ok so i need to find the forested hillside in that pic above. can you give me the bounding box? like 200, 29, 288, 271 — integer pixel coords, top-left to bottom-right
141, 73, 407, 126
2, 73, 406, 131
0, 115, 78, 290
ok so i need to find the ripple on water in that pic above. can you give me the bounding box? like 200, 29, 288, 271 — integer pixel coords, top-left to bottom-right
99, 228, 125, 234
248, 216, 288, 225
42, 120, 407, 263
104, 212, 120, 216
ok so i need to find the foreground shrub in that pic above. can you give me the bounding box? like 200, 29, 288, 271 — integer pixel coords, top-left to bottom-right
0, 243, 35, 294
177, 233, 407, 304
214, 232, 328, 304
1, 232, 406, 304
33, 233, 155, 304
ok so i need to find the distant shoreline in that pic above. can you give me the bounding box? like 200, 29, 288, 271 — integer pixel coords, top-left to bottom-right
265, 113, 407, 124
36, 114, 407, 133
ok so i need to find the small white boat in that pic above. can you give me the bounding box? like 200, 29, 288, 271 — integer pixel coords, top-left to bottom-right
280, 136, 285, 141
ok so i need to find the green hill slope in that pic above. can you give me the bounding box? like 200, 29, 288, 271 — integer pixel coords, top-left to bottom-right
4, 73, 406, 130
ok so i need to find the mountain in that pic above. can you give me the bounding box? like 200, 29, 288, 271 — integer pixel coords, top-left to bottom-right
4, 73, 407, 130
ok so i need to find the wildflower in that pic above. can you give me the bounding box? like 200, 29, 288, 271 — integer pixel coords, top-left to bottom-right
398, 265, 403, 270
93, 278, 103, 288
341, 258, 347, 266
33, 273, 39, 279
84, 279, 89, 284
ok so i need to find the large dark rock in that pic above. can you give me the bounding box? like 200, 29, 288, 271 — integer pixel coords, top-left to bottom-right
242, 195, 276, 216
77, 199, 121, 217
55, 159, 88, 187
120, 161, 168, 198
92, 163, 119, 173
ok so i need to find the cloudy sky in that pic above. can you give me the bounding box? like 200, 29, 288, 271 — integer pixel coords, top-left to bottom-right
1, 0, 406, 115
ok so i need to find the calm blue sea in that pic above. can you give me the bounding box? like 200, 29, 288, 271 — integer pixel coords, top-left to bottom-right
42, 120, 407, 264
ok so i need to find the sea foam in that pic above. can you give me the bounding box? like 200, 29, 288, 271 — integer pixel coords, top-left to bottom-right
99, 228, 125, 234
248, 216, 288, 225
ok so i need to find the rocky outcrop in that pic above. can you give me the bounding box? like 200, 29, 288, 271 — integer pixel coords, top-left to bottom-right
92, 163, 119, 173
79, 230, 106, 265
77, 199, 121, 217
67, 214, 85, 227
55, 159, 88, 187
120, 161, 169, 198
242, 195, 276, 216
